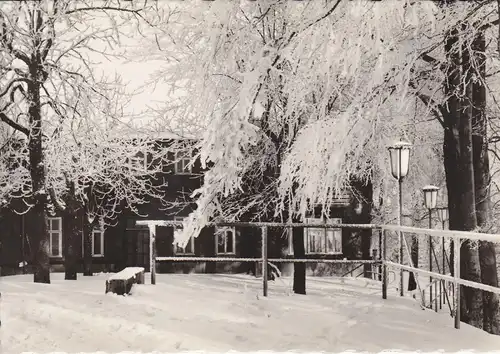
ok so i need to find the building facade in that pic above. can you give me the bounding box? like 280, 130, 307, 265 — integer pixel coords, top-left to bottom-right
0, 140, 375, 277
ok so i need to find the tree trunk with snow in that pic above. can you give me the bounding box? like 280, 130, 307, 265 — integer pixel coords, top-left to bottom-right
443, 27, 482, 329
27, 46, 50, 284
471, 29, 500, 335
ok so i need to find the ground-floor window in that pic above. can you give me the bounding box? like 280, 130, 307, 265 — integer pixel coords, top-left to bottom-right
304, 218, 342, 254
92, 227, 105, 257
48, 217, 62, 257
216, 226, 236, 255
174, 216, 194, 254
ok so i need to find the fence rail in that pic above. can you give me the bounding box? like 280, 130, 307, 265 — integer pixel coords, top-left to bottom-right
155, 256, 381, 264
137, 220, 500, 331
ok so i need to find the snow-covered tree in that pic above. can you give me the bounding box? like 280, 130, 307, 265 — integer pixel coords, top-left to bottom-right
144, 0, 443, 288
0, 0, 160, 283
43, 81, 172, 279
144, 0, 500, 332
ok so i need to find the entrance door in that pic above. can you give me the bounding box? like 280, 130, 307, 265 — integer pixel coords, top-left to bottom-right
125, 227, 150, 270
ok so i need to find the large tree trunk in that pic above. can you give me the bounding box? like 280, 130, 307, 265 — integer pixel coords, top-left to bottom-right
31, 203, 50, 283
82, 214, 93, 276
471, 29, 500, 334
63, 206, 79, 280
27, 55, 50, 284
458, 30, 483, 328
443, 27, 482, 328
353, 179, 373, 279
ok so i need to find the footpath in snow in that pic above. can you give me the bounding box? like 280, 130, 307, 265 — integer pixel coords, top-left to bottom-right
2, 272, 500, 352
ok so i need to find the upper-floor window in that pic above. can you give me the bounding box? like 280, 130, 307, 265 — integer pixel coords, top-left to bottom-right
48, 217, 62, 257
304, 217, 342, 254
216, 226, 236, 255
129, 154, 147, 171
175, 151, 192, 174
174, 216, 194, 254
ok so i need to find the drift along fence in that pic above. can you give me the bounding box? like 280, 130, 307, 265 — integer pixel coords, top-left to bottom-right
136, 220, 500, 330
382, 224, 500, 330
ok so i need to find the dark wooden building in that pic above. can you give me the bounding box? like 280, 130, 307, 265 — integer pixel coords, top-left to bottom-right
0, 139, 375, 277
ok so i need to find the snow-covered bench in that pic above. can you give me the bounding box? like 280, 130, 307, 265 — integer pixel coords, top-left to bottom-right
105, 267, 145, 295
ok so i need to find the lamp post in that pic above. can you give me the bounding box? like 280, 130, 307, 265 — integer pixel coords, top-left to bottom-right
423, 185, 439, 311
388, 140, 412, 297
436, 206, 449, 308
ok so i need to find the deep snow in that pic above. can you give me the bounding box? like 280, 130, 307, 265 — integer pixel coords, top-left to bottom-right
2, 272, 500, 352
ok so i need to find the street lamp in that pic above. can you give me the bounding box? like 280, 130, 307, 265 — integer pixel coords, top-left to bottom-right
423, 185, 439, 311
388, 140, 412, 297
436, 207, 448, 230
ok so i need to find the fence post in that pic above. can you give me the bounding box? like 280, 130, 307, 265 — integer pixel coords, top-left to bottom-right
149, 226, 156, 285
262, 226, 268, 297
454, 237, 460, 329
378, 229, 382, 281
382, 229, 387, 300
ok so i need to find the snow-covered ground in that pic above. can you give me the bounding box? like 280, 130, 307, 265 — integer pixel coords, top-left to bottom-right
2, 273, 500, 352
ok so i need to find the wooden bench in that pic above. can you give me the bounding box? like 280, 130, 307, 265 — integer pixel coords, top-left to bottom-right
105, 267, 145, 295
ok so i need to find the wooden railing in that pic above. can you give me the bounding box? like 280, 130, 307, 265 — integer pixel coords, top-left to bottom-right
136, 220, 500, 330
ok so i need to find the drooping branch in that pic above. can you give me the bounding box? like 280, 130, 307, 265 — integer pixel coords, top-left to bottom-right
0, 112, 29, 136
64, 6, 143, 16
0, 78, 31, 99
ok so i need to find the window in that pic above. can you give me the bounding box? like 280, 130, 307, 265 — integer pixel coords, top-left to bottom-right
174, 216, 194, 254
48, 217, 62, 257
82, 221, 105, 257
129, 154, 147, 171
304, 218, 342, 254
175, 151, 192, 174
216, 227, 236, 255
92, 227, 105, 257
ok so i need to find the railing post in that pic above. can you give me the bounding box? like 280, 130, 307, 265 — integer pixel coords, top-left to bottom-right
454, 237, 460, 329
398, 179, 404, 297
382, 229, 387, 300
262, 226, 268, 297
378, 229, 382, 281
149, 226, 156, 285
442, 236, 445, 308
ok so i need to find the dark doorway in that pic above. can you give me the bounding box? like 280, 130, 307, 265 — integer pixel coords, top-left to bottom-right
125, 224, 150, 271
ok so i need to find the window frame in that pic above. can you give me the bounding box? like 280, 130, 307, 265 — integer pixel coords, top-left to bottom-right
174, 216, 195, 255
129, 154, 147, 171
304, 217, 342, 255
174, 150, 192, 175
286, 227, 294, 256
81, 220, 105, 257
92, 226, 105, 257
215, 226, 236, 255
48, 217, 63, 258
